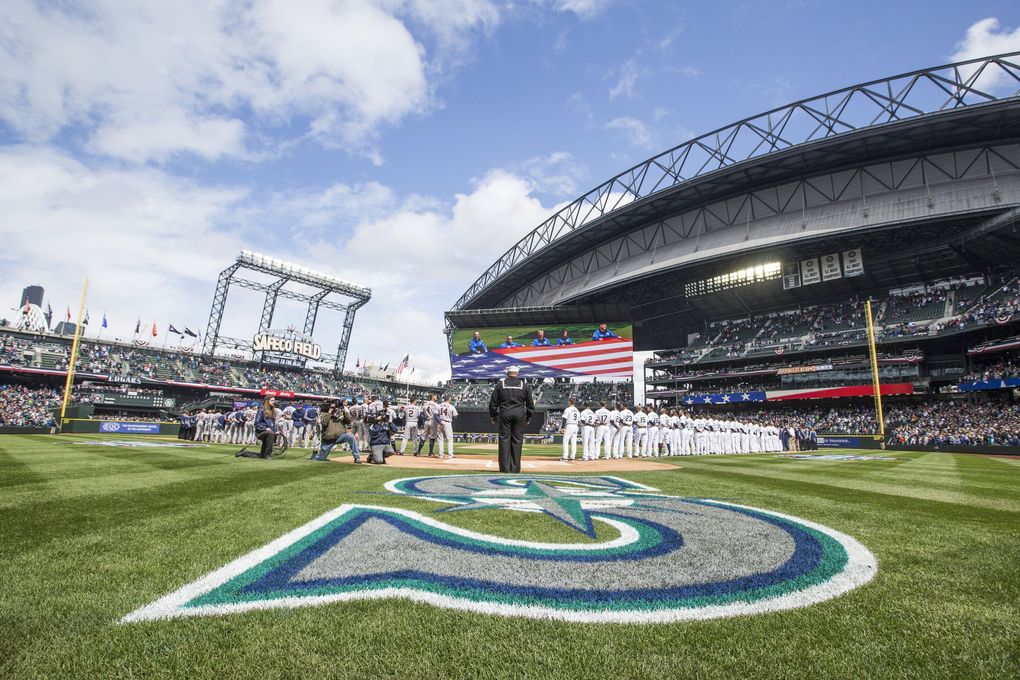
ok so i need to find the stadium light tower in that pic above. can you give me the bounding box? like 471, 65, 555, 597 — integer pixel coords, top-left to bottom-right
202, 251, 371, 372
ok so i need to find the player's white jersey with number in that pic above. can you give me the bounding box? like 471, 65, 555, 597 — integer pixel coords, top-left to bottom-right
402, 404, 421, 424
562, 406, 580, 426
580, 408, 596, 427
594, 408, 612, 426
438, 403, 458, 422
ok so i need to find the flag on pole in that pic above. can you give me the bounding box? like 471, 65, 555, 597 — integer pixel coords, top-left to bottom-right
82, 310, 90, 326
135, 318, 141, 334
66, 307, 71, 322
356, 358, 360, 368
183, 327, 198, 338
396, 354, 409, 374
20, 297, 29, 316
152, 322, 158, 338
45, 304, 53, 326
169, 324, 183, 335
101, 314, 108, 329
383, 362, 389, 371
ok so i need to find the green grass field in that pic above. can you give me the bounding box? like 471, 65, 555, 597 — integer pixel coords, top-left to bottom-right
2, 434, 1018, 679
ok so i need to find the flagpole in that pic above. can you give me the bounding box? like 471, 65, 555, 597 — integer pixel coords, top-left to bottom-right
59, 278, 89, 432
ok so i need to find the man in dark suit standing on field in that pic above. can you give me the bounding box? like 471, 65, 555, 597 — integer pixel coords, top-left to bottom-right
488, 365, 534, 473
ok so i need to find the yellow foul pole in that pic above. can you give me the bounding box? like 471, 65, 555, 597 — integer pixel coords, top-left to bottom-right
864, 299, 885, 447
59, 278, 89, 432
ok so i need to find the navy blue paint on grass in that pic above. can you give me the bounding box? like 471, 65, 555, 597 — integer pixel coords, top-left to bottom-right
229, 504, 829, 605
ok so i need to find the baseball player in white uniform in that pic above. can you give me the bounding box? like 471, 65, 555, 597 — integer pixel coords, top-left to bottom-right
593, 401, 612, 460
580, 403, 596, 460
618, 404, 634, 458
437, 396, 458, 459
400, 399, 421, 454
646, 407, 660, 457
561, 398, 580, 461
279, 404, 295, 445
634, 407, 649, 456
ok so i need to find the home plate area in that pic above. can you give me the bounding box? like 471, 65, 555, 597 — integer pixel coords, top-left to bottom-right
332, 454, 676, 472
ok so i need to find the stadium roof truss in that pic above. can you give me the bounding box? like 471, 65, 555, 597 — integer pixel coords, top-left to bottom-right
451, 52, 1020, 313
202, 251, 372, 371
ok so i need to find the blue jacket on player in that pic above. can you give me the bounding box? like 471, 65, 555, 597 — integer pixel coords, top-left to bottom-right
292, 406, 304, 427
592, 327, 618, 341
531, 337, 552, 346
303, 406, 319, 426
499, 341, 522, 348
469, 337, 488, 353
556, 336, 574, 346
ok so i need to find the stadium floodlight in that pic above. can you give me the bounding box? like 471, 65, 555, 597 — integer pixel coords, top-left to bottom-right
203, 251, 372, 371
235, 250, 371, 297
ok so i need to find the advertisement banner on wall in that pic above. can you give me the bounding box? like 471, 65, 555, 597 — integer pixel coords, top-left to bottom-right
98, 421, 162, 434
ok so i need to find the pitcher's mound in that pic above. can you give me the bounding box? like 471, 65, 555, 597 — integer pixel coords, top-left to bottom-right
332, 454, 676, 472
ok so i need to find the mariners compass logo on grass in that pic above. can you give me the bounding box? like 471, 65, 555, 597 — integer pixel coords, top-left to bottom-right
122, 475, 877, 624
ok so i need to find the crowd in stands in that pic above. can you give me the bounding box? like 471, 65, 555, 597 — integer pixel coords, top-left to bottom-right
0, 329, 437, 403
885, 400, 1020, 446
649, 272, 1020, 365
963, 353, 1019, 382
0, 384, 59, 427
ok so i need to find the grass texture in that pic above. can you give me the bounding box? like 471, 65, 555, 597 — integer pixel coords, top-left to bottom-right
1, 434, 1017, 679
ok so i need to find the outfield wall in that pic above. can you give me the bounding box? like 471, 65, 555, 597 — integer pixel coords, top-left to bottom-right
455, 410, 547, 435
0, 426, 51, 435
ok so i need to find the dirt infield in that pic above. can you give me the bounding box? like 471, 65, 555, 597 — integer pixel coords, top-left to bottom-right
331, 454, 677, 472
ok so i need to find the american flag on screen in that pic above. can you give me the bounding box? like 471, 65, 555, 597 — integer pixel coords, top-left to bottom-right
450, 337, 633, 380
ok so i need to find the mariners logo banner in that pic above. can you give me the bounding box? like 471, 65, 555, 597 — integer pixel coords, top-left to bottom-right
450, 323, 633, 379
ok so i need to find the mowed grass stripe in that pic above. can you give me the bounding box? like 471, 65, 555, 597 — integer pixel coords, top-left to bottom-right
675, 457, 1020, 513
747, 457, 1020, 499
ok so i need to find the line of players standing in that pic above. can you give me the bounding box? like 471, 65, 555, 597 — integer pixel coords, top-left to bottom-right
179, 404, 322, 449
557, 399, 816, 461
178, 394, 463, 459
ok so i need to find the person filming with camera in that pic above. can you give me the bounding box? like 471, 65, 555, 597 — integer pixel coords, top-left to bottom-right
313, 399, 362, 463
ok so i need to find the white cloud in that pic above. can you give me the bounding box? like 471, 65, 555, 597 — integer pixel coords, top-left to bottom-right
605, 116, 653, 148
518, 151, 587, 197
0, 146, 248, 344
950, 17, 1020, 92
0, 0, 498, 163
536, 0, 618, 19
609, 59, 647, 100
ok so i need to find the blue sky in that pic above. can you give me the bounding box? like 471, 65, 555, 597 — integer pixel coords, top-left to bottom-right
1, 0, 1018, 381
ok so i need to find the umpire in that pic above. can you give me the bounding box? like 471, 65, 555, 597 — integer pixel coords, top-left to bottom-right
488, 365, 534, 473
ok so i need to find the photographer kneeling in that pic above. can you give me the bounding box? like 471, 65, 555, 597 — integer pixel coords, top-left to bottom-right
368, 413, 398, 464
313, 400, 361, 463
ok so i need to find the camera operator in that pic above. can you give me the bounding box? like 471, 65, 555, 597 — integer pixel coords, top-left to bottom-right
367, 412, 398, 464
312, 399, 361, 463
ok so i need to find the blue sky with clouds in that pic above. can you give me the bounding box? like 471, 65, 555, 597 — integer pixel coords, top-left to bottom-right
1, 0, 1018, 381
